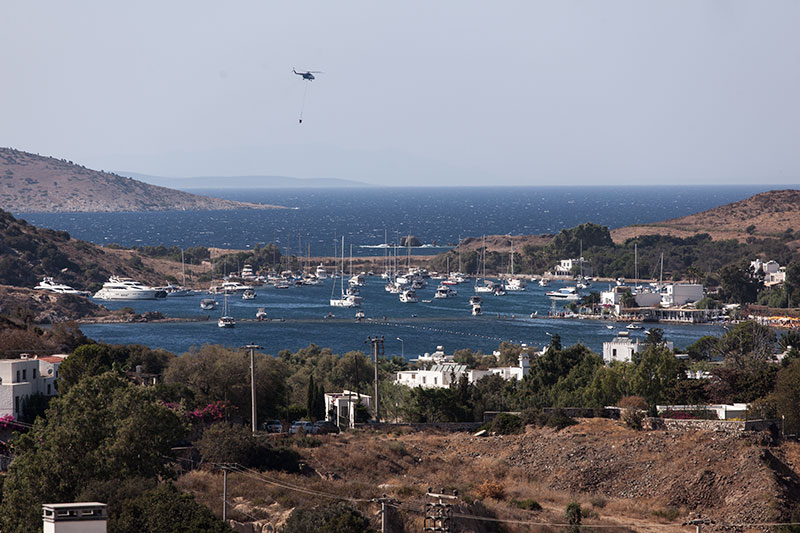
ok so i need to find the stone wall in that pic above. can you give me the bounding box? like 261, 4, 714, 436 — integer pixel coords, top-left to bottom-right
644, 417, 779, 434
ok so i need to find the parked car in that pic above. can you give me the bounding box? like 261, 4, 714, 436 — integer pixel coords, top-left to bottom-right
289, 420, 316, 434
313, 421, 340, 434
264, 419, 283, 433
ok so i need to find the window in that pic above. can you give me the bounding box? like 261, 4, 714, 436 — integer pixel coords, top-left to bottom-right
47, 383, 51, 395
14, 396, 19, 414
612, 348, 617, 357
16, 370, 19, 382
22, 369, 26, 381
422, 376, 426, 384
32, 368, 36, 379
434, 377, 438, 385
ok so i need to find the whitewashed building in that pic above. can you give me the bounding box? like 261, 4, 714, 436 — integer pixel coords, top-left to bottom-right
42, 503, 107, 533
661, 284, 704, 307
413, 346, 454, 364
395, 363, 467, 389
468, 352, 530, 383
553, 258, 592, 277
0, 354, 65, 419
603, 331, 674, 363
324, 390, 372, 428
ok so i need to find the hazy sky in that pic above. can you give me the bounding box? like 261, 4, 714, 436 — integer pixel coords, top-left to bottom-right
2, 1, 800, 186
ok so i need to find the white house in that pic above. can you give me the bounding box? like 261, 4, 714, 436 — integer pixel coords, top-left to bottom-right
394, 363, 468, 389
553, 258, 592, 277
0, 354, 66, 419
656, 403, 748, 420
324, 390, 372, 428
661, 284, 704, 307
602, 332, 674, 363
468, 352, 530, 383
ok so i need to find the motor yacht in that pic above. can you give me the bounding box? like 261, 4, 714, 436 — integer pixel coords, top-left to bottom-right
546, 287, 581, 301
399, 289, 418, 303
93, 276, 165, 300
474, 279, 498, 294
434, 284, 457, 299
315, 264, 329, 279
256, 307, 268, 320
504, 278, 527, 292
200, 298, 218, 310
209, 280, 249, 294
242, 288, 256, 300
34, 277, 89, 296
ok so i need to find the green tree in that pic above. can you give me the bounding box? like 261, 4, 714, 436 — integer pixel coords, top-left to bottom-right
564, 502, 582, 533
632, 345, 680, 408
164, 344, 289, 422
718, 262, 762, 304
114, 483, 231, 533
0, 372, 186, 533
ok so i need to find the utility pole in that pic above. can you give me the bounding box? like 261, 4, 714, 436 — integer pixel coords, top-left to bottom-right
243, 344, 261, 434
365, 336, 384, 422
370, 494, 398, 533
424, 488, 458, 532
682, 516, 714, 533
218, 464, 235, 522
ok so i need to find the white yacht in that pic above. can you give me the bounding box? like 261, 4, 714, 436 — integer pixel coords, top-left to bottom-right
348, 273, 365, 287
256, 307, 268, 320
315, 263, 329, 280
34, 277, 89, 296
434, 284, 457, 299
399, 289, 418, 303
93, 277, 164, 300
505, 278, 527, 292
546, 287, 581, 301
159, 283, 193, 297
474, 279, 498, 294
242, 288, 256, 300
538, 278, 550, 287
209, 280, 249, 294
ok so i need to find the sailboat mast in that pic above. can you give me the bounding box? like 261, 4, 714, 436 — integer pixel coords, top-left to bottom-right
181, 249, 186, 287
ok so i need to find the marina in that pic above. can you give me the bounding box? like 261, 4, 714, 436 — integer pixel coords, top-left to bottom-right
81, 275, 725, 357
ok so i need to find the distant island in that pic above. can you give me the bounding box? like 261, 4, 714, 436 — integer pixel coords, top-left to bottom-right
119, 172, 374, 190
0, 148, 284, 212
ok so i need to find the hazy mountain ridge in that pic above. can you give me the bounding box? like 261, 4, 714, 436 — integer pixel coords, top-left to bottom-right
0, 148, 282, 212
120, 172, 373, 189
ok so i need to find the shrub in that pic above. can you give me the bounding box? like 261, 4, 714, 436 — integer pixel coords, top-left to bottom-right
512, 499, 542, 511
488, 413, 523, 435
280, 502, 373, 533
565, 502, 582, 533
475, 480, 505, 500
544, 409, 577, 430
618, 396, 648, 430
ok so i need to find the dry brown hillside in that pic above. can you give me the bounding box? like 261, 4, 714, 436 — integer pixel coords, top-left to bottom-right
0, 148, 282, 212
179, 419, 800, 532
610, 189, 800, 244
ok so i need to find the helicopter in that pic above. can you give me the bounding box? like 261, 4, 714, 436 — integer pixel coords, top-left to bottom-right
293, 68, 322, 81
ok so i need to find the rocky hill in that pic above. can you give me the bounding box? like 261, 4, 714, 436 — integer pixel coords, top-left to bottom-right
610, 189, 800, 244
0, 208, 199, 295
0, 148, 282, 212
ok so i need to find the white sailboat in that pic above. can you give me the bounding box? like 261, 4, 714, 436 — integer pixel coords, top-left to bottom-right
330, 236, 362, 308
504, 241, 527, 291
218, 293, 235, 328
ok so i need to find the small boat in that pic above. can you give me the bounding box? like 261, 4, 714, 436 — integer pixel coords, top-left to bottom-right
273, 280, 290, 289
606, 325, 615, 330
218, 294, 235, 328
256, 307, 268, 320
504, 278, 527, 292
472, 302, 482, 316
200, 298, 218, 310
162, 283, 193, 297
538, 278, 550, 287
399, 289, 418, 303
546, 287, 581, 301
355, 310, 365, 320
626, 323, 644, 330
493, 285, 506, 296
469, 295, 482, 306
242, 288, 256, 300
474, 279, 497, 294
315, 264, 329, 279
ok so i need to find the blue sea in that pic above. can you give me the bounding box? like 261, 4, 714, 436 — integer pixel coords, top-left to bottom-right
16, 185, 776, 256
19, 185, 780, 356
